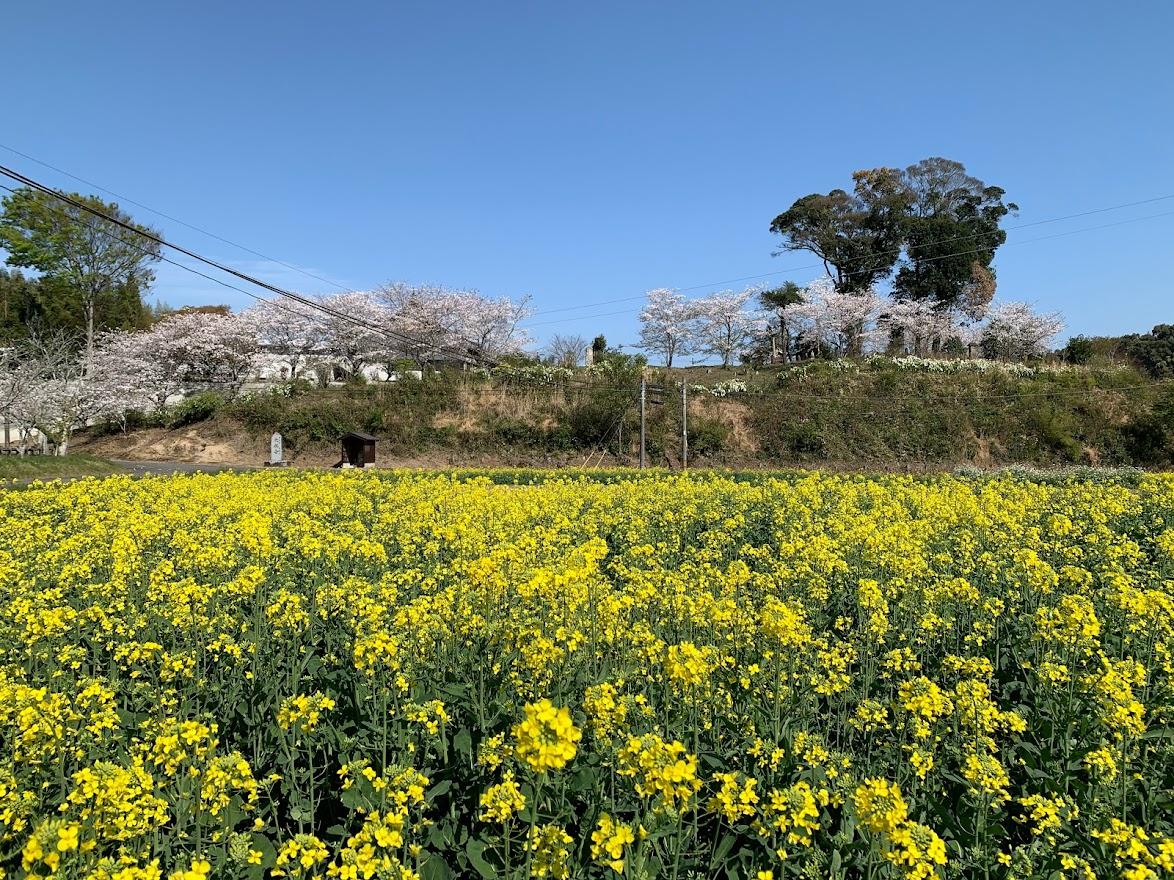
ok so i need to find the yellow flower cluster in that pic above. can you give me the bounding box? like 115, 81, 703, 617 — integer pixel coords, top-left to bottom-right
0, 467, 1170, 879
479, 772, 526, 823
590, 813, 635, 874
512, 699, 581, 774
854, 780, 947, 879
617, 734, 702, 812
278, 692, 337, 734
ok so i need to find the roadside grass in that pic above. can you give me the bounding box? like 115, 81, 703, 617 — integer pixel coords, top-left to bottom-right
0, 454, 127, 484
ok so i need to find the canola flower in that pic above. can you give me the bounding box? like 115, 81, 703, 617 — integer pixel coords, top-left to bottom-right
512, 699, 581, 774
590, 814, 635, 874
0, 467, 1170, 879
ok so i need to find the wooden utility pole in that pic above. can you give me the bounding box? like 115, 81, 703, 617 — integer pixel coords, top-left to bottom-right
680, 380, 688, 471
639, 375, 647, 469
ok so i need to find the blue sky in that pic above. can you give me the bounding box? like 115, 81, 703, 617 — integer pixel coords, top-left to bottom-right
4, 1, 1172, 351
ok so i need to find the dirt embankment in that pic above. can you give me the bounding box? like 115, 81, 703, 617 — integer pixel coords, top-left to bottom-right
70, 423, 634, 470
74, 426, 266, 466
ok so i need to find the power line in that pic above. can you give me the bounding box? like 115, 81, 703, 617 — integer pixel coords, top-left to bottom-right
417, 370, 1171, 403
0, 164, 491, 365
522, 208, 1174, 329
3, 180, 430, 361
11, 141, 1170, 339
0, 141, 352, 294
523, 192, 1174, 321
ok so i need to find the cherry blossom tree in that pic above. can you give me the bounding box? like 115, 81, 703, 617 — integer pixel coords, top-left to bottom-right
980, 301, 1065, 360
637, 288, 698, 367
788, 278, 884, 358
94, 328, 178, 412
455, 292, 532, 361
3, 329, 110, 455
242, 298, 326, 381
317, 291, 391, 381
83, 338, 157, 430
378, 282, 474, 365
95, 310, 258, 410
0, 346, 41, 452
693, 288, 767, 367
879, 299, 967, 355
376, 283, 531, 366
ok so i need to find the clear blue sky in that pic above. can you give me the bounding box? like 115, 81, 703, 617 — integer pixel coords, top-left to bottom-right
4, 1, 1172, 350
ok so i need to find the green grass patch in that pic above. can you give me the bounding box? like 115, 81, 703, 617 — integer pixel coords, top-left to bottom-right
0, 454, 127, 483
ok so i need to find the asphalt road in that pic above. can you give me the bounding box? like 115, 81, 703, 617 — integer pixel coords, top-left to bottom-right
109, 460, 259, 477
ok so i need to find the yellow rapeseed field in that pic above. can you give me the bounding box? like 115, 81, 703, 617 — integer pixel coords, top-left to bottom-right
0, 469, 1172, 880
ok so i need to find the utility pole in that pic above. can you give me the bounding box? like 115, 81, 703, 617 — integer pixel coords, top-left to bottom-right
639, 375, 647, 469
680, 380, 688, 471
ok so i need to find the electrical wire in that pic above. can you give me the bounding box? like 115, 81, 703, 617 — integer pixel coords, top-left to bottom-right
0, 141, 352, 294
522, 208, 1174, 328
8, 141, 1171, 338
0, 166, 492, 365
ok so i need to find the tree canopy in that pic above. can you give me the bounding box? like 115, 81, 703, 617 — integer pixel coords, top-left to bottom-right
769, 158, 1015, 314
0, 187, 161, 363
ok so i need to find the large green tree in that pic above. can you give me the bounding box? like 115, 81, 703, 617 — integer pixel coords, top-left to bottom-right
768, 168, 907, 293
893, 158, 1016, 313
769, 158, 1014, 314
0, 187, 161, 366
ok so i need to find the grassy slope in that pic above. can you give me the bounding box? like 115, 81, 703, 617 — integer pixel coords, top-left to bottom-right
734, 361, 1169, 467
0, 454, 127, 483
78, 360, 1174, 470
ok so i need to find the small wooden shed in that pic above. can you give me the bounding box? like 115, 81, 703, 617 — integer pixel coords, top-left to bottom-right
340, 431, 377, 468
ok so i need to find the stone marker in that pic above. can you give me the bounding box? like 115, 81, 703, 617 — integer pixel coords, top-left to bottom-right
269, 432, 285, 466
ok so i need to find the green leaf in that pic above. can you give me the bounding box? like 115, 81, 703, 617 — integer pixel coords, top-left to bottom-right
454, 727, 473, 758
429, 823, 451, 851
466, 837, 496, 880
340, 783, 366, 810
709, 832, 736, 870
419, 853, 452, 880
569, 765, 600, 794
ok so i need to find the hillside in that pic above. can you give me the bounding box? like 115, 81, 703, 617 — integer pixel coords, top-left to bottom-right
73, 357, 1174, 470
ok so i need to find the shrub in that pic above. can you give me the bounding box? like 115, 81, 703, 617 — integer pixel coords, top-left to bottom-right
166, 391, 224, 428
687, 413, 729, 456
566, 391, 636, 447
1062, 335, 1095, 365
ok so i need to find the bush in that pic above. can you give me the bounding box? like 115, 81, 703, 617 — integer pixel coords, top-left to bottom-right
226, 381, 461, 452
1123, 325, 1174, 378
563, 386, 638, 448
783, 421, 827, 457
166, 392, 224, 428
687, 414, 729, 456
1062, 335, 1095, 365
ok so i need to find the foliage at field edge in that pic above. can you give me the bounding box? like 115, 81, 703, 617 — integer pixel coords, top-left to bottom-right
0, 469, 1172, 880
132, 357, 1174, 469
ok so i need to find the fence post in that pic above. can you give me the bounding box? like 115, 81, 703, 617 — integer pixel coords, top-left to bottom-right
639, 375, 647, 469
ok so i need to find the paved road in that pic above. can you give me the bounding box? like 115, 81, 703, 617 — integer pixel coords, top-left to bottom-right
110, 459, 259, 477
